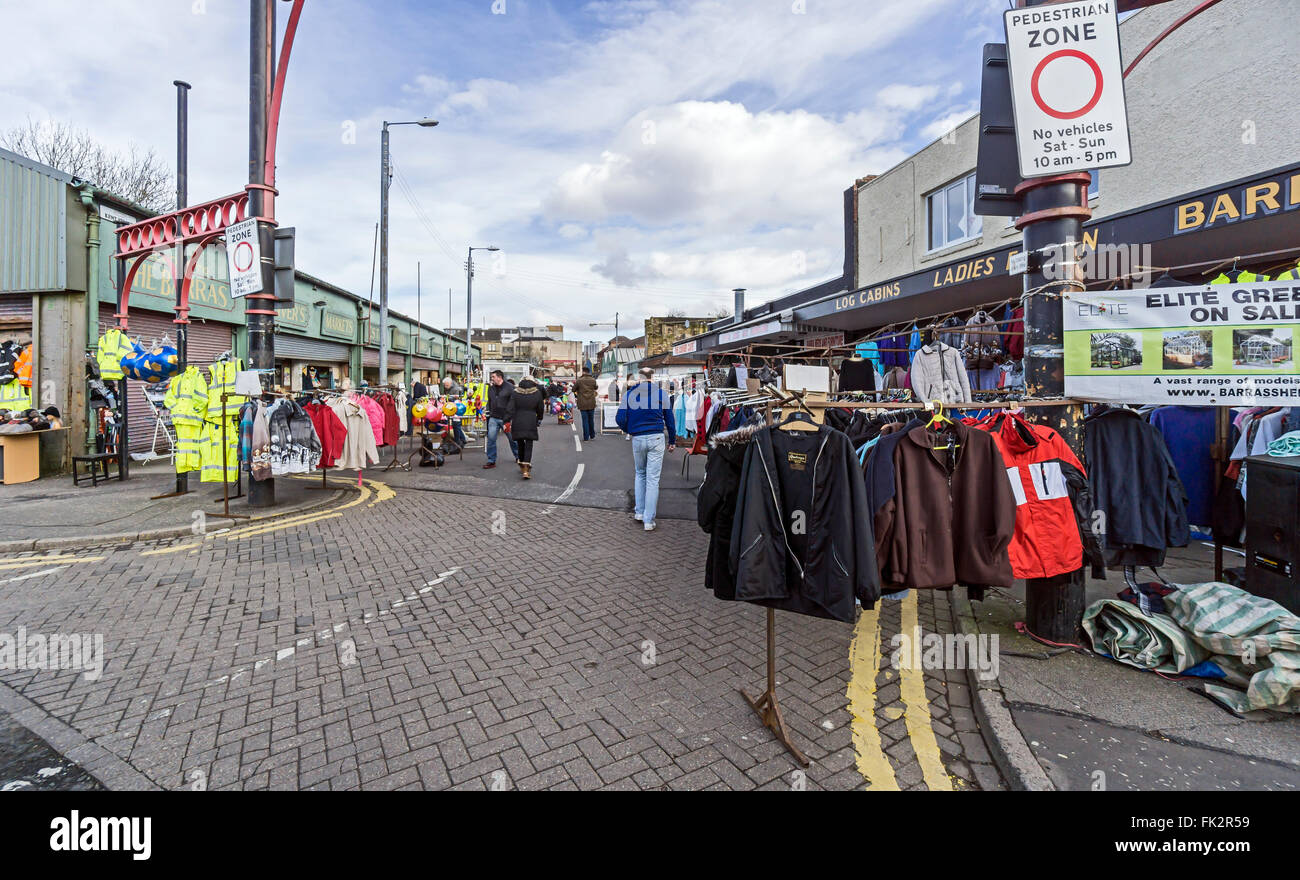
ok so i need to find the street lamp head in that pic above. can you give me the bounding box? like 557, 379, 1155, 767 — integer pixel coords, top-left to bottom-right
416, 117, 439, 127
486, 246, 500, 251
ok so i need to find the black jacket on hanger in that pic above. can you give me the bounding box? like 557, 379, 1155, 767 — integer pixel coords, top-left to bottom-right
697, 420, 762, 600
1083, 406, 1190, 568
729, 422, 880, 622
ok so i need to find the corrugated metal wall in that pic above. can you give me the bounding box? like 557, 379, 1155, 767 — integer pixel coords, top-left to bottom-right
0, 149, 69, 293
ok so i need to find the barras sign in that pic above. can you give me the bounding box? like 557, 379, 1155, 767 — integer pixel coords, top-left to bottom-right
1004, 0, 1131, 178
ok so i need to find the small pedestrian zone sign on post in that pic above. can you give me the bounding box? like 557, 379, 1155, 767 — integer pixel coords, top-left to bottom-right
1004, 0, 1131, 178
225, 218, 263, 298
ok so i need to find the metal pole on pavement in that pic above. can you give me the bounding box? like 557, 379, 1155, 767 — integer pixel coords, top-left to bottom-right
465, 247, 473, 378
379, 122, 390, 385
173, 79, 191, 497
246, 0, 276, 507
1017, 0, 1090, 641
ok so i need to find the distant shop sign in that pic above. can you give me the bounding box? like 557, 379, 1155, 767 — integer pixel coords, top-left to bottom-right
719, 319, 782, 346
803, 332, 844, 350
672, 339, 699, 356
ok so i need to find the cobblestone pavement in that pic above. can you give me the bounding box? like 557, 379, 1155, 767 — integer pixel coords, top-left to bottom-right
0, 475, 1003, 790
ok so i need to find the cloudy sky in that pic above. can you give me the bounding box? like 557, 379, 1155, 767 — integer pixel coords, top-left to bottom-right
1, 0, 1009, 343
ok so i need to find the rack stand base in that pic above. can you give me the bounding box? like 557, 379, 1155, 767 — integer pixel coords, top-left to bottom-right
741, 607, 810, 768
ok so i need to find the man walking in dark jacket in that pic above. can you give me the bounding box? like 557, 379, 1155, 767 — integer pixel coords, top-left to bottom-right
615, 367, 676, 531
484, 370, 518, 469
575, 369, 599, 441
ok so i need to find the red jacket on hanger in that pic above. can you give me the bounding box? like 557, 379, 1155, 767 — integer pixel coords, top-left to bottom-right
975, 411, 1087, 579
305, 402, 347, 468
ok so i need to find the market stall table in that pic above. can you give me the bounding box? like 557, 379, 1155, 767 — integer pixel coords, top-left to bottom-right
0, 427, 68, 485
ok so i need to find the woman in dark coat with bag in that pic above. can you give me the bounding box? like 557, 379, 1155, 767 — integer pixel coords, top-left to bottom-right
505, 378, 545, 479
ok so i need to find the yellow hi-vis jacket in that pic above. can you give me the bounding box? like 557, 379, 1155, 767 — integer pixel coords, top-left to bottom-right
205, 359, 246, 422
0, 379, 30, 410
163, 366, 209, 429
96, 329, 135, 381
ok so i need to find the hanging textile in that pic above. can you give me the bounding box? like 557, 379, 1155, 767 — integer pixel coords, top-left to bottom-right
1083, 405, 1190, 568
727, 421, 880, 622
163, 366, 208, 474
974, 410, 1103, 579
875, 419, 1016, 593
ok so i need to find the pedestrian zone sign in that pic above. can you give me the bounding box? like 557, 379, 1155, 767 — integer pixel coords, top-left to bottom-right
225, 218, 263, 298
1004, 0, 1131, 178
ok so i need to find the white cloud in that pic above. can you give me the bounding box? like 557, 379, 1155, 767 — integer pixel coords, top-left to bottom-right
877, 83, 941, 111
545, 100, 907, 228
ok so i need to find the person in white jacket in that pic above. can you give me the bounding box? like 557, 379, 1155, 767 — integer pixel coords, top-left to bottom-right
908, 341, 972, 404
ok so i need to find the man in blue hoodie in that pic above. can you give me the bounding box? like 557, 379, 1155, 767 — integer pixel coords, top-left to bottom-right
615, 367, 676, 532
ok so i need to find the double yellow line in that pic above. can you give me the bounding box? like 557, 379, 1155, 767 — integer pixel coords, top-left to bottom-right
846, 591, 952, 791
139, 477, 391, 556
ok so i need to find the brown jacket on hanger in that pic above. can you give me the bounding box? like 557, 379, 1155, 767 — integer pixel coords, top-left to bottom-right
876, 420, 1015, 590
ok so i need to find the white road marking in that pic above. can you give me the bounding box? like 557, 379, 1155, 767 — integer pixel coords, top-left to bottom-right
574, 434, 582, 452
553, 463, 585, 504
0, 566, 68, 585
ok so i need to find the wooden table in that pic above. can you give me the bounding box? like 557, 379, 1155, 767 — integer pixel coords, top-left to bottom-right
0, 426, 67, 485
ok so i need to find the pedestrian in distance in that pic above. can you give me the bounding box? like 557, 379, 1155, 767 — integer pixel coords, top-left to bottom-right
505, 377, 545, 480
483, 369, 518, 469
575, 369, 599, 441
616, 367, 676, 531
437, 376, 468, 449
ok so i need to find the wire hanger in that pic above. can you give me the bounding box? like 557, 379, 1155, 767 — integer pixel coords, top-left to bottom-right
776, 410, 819, 432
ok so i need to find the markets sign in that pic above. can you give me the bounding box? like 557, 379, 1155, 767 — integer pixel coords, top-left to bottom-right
321, 310, 355, 340
672, 339, 698, 356
1065, 282, 1300, 405
1004, 0, 1131, 178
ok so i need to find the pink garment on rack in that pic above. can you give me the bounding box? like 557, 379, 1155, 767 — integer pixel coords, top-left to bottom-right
352, 393, 386, 447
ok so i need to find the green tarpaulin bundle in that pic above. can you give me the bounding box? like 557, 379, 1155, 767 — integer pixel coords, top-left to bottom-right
1083, 583, 1300, 715
1082, 599, 1207, 675
1164, 582, 1300, 715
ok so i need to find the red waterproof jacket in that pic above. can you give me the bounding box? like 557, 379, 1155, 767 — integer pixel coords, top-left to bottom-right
976, 412, 1088, 579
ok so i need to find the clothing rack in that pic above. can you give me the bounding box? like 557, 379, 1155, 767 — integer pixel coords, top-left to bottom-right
297, 387, 369, 491
738, 392, 812, 768
693, 378, 814, 765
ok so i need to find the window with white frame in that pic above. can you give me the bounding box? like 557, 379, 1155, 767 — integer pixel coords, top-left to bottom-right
927, 172, 982, 250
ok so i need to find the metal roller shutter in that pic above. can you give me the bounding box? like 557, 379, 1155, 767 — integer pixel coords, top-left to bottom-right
0, 294, 33, 326
274, 334, 350, 363
98, 304, 236, 453
361, 348, 404, 368
411, 356, 437, 370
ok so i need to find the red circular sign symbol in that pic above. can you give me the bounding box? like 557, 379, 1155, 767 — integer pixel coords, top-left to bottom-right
1030, 49, 1104, 120
233, 240, 255, 273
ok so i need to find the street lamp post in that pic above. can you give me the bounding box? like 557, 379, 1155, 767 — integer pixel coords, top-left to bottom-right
465, 245, 498, 378
379, 117, 437, 385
